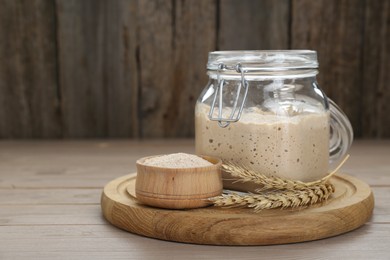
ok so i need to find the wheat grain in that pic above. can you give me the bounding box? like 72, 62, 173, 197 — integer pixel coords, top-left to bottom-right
211, 183, 334, 211
211, 156, 348, 211
222, 155, 349, 191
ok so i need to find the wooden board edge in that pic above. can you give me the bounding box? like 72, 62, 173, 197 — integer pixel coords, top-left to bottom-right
100, 173, 375, 245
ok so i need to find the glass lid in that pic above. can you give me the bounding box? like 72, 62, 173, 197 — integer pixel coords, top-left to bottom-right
207, 50, 318, 71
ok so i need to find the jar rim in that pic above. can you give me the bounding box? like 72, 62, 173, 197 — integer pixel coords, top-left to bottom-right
207, 50, 318, 71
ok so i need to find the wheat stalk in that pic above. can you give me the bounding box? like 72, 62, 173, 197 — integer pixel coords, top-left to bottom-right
222, 155, 349, 192
211, 182, 335, 211
211, 155, 349, 211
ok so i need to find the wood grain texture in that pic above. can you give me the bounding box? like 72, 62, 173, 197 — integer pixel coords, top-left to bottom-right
137, 0, 173, 138
0, 140, 389, 258
0, 205, 104, 225
0, 0, 61, 138
56, 0, 139, 137
1, 140, 389, 189
104, 0, 139, 138
0, 140, 194, 188
218, 0, 290, 50
361, 0, 390, 138
168, 0, 217, 137
0, 189, 100, 205
1, 1, 390, 138
1, 186, 387, 223
56, 0, 106, 137
291, 0, 365, 137
138, 0, 216, 138
135, 155, 222, 209
102, 173, 374, 245
0, 224, 389, 260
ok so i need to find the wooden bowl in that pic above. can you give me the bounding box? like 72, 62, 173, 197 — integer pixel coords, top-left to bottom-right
135, 155, 222, 209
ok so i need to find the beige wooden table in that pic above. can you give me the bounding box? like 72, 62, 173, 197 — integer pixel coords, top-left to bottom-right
0, 140, 389, 259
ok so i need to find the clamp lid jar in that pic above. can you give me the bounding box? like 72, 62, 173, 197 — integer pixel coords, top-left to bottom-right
195, 50, 353, 182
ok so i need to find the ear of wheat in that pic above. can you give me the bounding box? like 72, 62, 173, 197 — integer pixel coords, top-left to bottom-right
211, 183, 334, 211
211, 155, 348, 211
222, 155, 349, 192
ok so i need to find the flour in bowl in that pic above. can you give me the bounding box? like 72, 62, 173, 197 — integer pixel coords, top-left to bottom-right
142, 153, 213, 168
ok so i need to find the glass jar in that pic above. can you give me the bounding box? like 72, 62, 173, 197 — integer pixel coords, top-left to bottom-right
195, 50, 353, 182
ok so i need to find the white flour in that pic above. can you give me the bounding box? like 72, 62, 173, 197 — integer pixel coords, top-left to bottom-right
142, 153, 213, 168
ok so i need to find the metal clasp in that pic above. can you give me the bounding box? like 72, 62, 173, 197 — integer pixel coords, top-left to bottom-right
208, 63, 249, 128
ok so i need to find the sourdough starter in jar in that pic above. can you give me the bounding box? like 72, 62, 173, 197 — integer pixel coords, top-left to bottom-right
195, 104, 330, 182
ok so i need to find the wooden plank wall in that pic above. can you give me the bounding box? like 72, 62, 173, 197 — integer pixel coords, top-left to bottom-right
0, 0, 389, 139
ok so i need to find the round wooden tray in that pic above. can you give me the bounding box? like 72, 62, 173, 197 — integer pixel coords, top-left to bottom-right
101, 173, 374, 246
